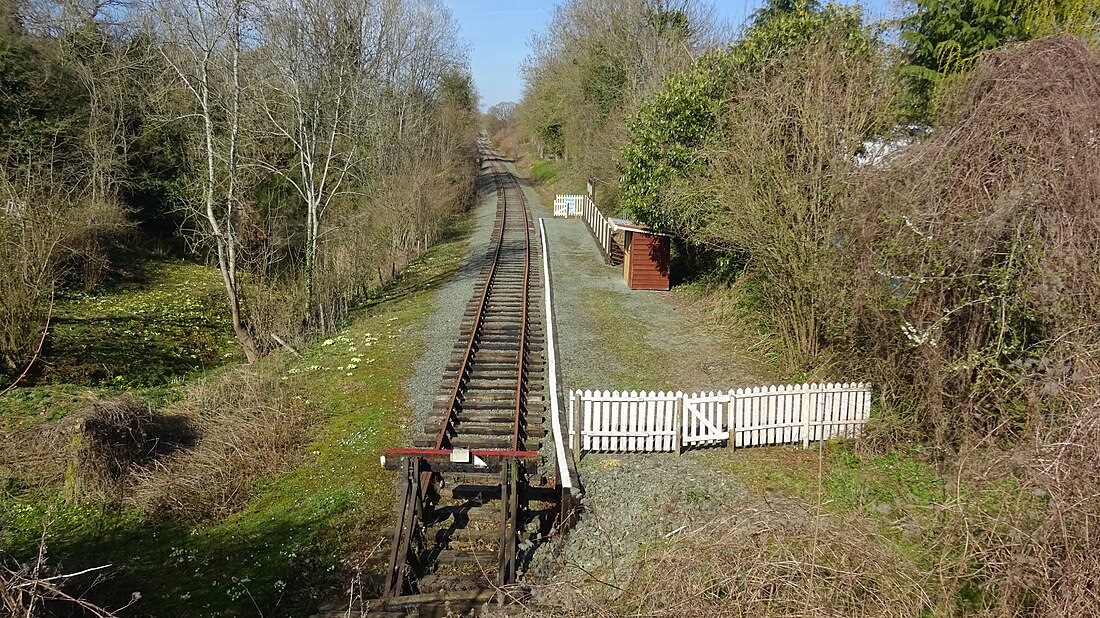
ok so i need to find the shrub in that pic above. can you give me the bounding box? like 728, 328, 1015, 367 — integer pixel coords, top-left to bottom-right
0, 394, 196, 503
129, 368, 312, 520
651, 33, 897, 371
848, 35, 1100, 447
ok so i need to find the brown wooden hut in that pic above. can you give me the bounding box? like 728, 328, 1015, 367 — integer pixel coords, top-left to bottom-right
610, 218, 671, 290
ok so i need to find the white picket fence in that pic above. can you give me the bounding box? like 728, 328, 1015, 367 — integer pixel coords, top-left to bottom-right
553, 194, 585, 217
579, 196, 615, 261
553, 193, 621, 263
568, 383, 872, 454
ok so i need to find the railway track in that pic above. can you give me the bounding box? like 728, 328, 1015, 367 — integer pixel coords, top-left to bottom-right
368, 140, 554, 616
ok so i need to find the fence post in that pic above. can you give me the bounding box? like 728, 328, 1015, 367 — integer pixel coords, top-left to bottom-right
673, 395, 682, 455
728, 389, 736, 451
572, 391, 583, 458
801, 384, 812, 449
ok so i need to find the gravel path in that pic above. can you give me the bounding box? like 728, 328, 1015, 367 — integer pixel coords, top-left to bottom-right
510, 175, 760, 602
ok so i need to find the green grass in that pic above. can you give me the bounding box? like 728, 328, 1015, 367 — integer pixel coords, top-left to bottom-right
717, 441, 946, 520
43, 260, 242, 389
586, 294, 666, 390
0, 218, 475, 616
0, 383, 93, 432
530, 158, 561, 184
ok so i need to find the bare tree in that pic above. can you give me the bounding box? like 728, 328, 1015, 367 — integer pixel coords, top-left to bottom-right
249, 0, 468, 329
154, 0, 260, 362
486, 100, 517, 132
253, 0, 368, 314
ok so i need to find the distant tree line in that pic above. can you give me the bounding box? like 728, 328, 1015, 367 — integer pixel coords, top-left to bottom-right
0, 0, 479, 371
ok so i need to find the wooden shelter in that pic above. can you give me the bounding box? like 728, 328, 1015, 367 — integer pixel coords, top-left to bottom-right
610, 218, 670, 290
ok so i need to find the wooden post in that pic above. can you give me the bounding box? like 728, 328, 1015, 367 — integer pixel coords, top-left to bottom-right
728, 390, 736, 452
668, 393, 677, 453
801, 384, 812, 449
572, 391, 583, 459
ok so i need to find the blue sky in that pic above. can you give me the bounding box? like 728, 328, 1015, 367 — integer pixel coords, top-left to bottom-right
441, 0, 901, 111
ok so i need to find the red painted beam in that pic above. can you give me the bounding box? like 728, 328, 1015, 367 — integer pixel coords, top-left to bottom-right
384, 447, 539, 459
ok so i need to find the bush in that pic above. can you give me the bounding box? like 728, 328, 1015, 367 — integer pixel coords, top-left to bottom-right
652, 33, 897, 371
0, 393, 196, 502
129, 368, 312, 520
847, 35, 1100, 447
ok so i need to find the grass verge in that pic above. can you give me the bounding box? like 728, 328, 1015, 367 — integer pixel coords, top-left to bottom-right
530, 159, 561, 184
548, 442, 1044, 617
1, 260, 241, 435
0, 216, 474, 617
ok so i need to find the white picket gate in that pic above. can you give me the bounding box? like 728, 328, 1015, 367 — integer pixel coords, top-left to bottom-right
553, 194, 585, 217
568, 383, 872, 454
682, 393, 731, 446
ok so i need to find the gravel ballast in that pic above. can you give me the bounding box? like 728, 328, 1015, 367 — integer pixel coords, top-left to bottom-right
510, 173, 758, 601
403, 162, 500, 437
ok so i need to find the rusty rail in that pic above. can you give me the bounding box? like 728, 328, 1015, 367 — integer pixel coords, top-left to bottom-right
381, 457, 425, 599
512, 187, 531, 451
433, 165, 507, 449
379, 147, 536, 608
434, 157, 530, 456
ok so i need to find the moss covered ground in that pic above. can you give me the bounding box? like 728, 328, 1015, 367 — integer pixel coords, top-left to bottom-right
0, 218, 473, 616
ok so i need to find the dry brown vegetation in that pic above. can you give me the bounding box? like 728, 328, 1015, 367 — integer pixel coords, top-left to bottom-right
710, 35, 1100, 617
849, 36, 1100, 447
0, 368, 311, 520
518, 503, 933, 618
129, 368, 312, 519
511, 424, 1100, 616
0, 394, 179, 501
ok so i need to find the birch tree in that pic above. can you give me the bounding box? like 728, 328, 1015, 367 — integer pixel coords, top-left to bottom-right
254, 0, 367, 316
155, 0, 260, 362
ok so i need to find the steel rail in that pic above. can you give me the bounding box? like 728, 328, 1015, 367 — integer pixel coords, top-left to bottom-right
434, 155, 531, 451
511, 187, 531, 451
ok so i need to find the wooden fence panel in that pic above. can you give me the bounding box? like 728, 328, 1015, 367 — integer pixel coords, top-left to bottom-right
682, 391, 730, 447
571, 383, 871, 454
